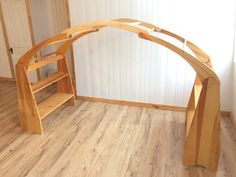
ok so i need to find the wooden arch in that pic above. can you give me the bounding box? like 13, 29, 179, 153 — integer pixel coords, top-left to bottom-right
16, 18, 220, 170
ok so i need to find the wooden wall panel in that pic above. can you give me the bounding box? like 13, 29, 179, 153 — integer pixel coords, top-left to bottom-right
29, 0, 69, 77
69, 0, 234, 108
68, 0, 196, 107
29, 0, 68, 44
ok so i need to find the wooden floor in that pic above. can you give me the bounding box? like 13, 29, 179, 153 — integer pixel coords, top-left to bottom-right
0, 81, 236, 177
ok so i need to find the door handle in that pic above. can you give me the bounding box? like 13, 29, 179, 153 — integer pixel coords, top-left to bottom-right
9, 48, 13, 55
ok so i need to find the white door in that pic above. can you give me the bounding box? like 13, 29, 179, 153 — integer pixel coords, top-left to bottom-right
0, 17, 12, 78
0, 0, 37, 82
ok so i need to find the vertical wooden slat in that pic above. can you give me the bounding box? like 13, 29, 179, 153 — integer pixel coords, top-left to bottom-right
57, 57, 76, 106
184, 77, 220, 170
16, 64, 43, 134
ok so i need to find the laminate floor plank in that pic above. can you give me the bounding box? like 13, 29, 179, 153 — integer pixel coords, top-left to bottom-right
0, 81, 235, 177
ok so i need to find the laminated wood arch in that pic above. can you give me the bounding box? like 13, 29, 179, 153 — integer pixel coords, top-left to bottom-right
16, 18, 220, 170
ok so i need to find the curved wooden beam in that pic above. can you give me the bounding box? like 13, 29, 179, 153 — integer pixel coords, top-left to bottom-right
19, 19, 219, 81
16, 19, 220, 170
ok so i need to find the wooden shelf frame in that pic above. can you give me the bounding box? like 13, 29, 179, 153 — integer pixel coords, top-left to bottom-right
16, 18, 220, 170
16, 52, 75, 135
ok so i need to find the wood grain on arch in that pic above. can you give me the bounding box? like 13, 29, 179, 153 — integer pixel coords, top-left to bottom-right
16, 18, 220, 170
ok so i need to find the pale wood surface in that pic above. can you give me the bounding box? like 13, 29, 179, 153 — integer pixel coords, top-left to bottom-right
0, 81, 235, 177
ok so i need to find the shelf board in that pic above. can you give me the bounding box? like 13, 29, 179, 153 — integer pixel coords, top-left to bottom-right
32, 72, 68, 93
28, 55, 64, 71
38, 93, 74, 119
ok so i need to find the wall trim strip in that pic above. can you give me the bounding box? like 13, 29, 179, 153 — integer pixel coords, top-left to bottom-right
77, 95, 231, 117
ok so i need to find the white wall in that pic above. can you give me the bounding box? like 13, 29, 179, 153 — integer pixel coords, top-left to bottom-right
233, 4, 236, 120
69, 0, 235, 110
233, 62, 236, 120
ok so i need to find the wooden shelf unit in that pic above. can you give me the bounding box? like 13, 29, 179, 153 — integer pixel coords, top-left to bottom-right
16, 54, 75, 134
16, 18, 220, 170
